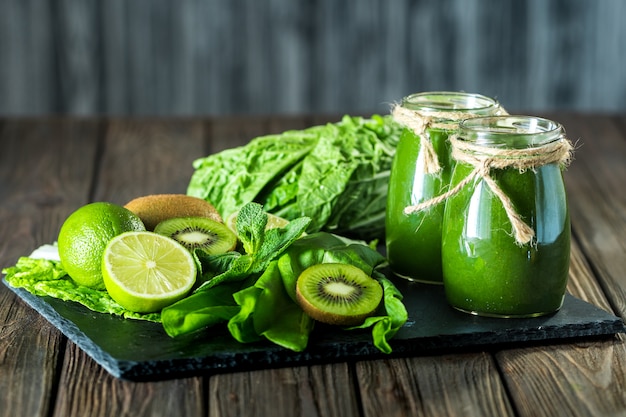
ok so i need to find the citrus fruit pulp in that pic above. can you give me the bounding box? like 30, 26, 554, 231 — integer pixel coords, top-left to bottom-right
57, 202, 146, 289
102, 231, 197, 313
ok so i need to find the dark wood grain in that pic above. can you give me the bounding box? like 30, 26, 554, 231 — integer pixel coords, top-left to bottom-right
357, 354, 515, 417
0, 119, 102, 417
209, 364, 360, 417
496, 336, 626, 417
53, 345, 204, 417
204, 115, 365, 417
1, 114, 625, 417
554, 114, 626, 319
93, 119, 206, 204
48, 119, 207, 417
3, 1, 626, 116
491, 112, 626, 417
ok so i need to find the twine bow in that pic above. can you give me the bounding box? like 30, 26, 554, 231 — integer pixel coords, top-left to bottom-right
391, 104, 507, 174
403, 135, 574, 246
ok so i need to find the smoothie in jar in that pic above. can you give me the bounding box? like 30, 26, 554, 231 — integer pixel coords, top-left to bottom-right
441, 116, 574, 317
386, 92, 503, 283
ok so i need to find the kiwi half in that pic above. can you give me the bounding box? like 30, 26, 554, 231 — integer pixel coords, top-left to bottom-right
295, 263, 383, 326
154, 217, 237, 255
124, 194, 222, 231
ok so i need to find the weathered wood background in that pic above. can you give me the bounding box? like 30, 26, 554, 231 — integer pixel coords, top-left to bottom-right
1, 0, 625, 116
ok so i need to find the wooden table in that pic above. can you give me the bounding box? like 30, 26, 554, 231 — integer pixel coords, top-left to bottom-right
1, 113, 625, 417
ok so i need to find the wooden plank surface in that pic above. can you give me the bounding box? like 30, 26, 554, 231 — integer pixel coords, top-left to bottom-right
209, 364, 360, 417
49, 119, 207, 417
0, 119, 102, 417
0, 115, 625, 417
3, 1, 626, 116
490, 112, 626, 417
553, 113, 626, 318
357, 354, 515, 417
204, 115, 365, 417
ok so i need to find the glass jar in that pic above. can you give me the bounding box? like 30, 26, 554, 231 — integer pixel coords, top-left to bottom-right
441, 115, 573, 317
386, 91, 503, 283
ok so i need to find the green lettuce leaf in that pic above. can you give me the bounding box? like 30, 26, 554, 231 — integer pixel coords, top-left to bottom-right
5, 204, 407, 354
347, 273, 408, 354
161, 281, 244, 337
187, 115, 402, 239
3, 254, 160, 322
227, 261, 314, 351
187, 129, 321, 220
276, 233, 406, 352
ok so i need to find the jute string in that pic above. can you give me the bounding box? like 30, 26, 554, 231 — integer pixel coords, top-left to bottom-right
391, 104, 507, 174
403, 135, 574, 246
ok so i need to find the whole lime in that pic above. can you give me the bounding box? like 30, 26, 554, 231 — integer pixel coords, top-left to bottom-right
58, 202, 146, 289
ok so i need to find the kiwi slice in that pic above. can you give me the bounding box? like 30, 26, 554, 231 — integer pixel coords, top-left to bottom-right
124, 194, 222, 231
295, 263, 383, 326
153, 217, 237, 255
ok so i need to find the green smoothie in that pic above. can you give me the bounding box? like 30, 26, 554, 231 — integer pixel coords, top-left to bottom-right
441, 116, 572, 317
385, 128, 451, 281
386, 92, 502, 283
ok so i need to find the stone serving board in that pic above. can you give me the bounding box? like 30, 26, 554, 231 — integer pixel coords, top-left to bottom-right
4, 277, 625, 381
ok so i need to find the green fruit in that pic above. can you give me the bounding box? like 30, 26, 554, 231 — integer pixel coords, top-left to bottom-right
295, 263, 383, 326
153, 217, 237, 255
57, 202, 146, 289
102, 231, 197, 313
124, 194, 222, 231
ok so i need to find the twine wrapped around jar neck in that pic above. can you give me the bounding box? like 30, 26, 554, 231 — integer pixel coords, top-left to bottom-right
391, 104, 507, 174
403, 135, 574, 246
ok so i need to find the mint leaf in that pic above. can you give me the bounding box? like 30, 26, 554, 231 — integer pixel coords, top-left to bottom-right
195, 202, 310, 291
236, 202, 268, 255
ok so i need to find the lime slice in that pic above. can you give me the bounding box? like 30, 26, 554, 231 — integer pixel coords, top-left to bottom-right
102, 231, 197, 313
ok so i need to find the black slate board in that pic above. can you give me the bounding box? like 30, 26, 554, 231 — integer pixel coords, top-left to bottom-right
4, 277, 625, 381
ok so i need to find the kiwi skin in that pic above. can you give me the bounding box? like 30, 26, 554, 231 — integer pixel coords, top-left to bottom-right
295, 263, 383, 326
124, 194, 222, 231
154, 217, 237, 255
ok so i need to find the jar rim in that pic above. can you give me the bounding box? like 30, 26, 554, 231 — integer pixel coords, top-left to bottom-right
402, 91, 499, 113
458, 115, 565, 148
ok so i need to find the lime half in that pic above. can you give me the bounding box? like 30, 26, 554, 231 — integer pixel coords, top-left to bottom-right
102, 231, 197, 313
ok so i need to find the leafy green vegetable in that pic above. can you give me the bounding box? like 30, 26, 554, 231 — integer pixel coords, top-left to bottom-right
347, 274, 408, 353
187, 129, 321, 221
4, 203, 408, 354
3, 251, 160, 322
160, 281, 244, 337
276, 233, 407, 353
227, 261, 314, 351
162, 205, 408, 353
187, 115, 402, 238
194, 202, 311, 291
161, 201, 313, 346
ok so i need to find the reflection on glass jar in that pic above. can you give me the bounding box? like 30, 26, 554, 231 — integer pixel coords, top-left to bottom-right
441, 115, 574, 317
386, 91, 503, 284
